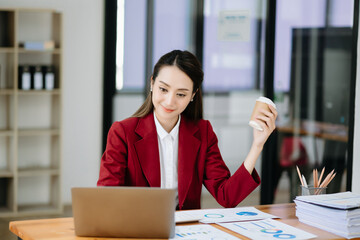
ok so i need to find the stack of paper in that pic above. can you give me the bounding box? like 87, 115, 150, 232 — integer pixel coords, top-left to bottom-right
294, 191, 360, 239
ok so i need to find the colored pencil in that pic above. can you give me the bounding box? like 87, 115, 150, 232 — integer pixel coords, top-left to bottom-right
313, 169, 316, 187
319, 170, 334, 188
296, 165, 304, 186
318, 167, 325, 187
323, 172, 336, 188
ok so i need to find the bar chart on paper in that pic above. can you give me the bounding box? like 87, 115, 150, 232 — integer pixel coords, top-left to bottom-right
218, 219, 317, 239
173, 225, 239, 240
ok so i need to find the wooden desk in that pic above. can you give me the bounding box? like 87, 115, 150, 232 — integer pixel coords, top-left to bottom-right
277, 124, 348, 142
9, 203, 351, 240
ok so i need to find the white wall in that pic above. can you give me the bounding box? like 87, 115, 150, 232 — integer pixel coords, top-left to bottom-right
1, 0, 104, 204
352, 3, 360, 194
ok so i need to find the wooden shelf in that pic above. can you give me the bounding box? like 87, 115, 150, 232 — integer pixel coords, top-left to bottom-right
0, 89, 15, 95
18, 48, 61, 54
0, 47, 15, 53
0, 169, 13, 177
18, 128, 60, 136
17, 8, 59, 13
18, 89, 60, 95
0, 130, 14, 136
18, 167, 60, 177
0, 207, 13, 217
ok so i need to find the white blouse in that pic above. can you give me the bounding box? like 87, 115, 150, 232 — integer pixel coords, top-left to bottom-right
154, 113, 180, 203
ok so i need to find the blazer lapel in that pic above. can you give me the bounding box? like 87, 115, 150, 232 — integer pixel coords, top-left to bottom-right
134, 114, 161, 187
178, 117, 201, 208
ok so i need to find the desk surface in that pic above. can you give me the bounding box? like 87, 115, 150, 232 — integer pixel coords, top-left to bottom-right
277, 125, 348, 142
9, 203, 349, 240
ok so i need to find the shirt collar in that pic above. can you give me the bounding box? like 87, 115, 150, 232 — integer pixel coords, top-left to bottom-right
153, 112, 181, 140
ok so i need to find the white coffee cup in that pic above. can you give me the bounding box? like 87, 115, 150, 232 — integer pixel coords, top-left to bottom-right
249, 97, 276, 131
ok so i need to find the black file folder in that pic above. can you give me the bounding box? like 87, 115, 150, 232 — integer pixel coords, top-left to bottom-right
32, 65, 43, 90
42, 65, 55, 90
18, 65, 31, 90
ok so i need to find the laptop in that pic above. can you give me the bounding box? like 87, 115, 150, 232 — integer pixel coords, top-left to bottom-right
71, 187, 176, 238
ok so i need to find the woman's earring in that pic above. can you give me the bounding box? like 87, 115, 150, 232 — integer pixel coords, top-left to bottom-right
150, 88, 152, 92
190, 98, 193, 102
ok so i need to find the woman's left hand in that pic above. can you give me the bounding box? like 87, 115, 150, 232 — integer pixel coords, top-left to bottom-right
252, 104, 278, 148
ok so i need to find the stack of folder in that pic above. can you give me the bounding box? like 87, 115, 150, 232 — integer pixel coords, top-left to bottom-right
294, 192, 360, 239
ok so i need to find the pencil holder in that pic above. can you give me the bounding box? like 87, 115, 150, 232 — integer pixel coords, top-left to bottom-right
300, 185, 326, 196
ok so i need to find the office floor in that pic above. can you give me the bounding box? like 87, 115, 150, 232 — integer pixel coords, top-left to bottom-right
1, 190, 289, 240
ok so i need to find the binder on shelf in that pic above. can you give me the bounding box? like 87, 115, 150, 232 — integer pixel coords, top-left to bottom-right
21, 40, 55, 50
43, 65, 55, 90
32, 65, 43, 90
18, 65, 56, 90
0, 12, 11, 47
18, 65, 31, 90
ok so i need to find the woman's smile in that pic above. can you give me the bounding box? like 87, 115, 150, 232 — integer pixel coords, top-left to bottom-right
162, 106, 175, 113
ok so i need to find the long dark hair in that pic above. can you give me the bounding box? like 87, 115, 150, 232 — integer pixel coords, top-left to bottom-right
132, 50, 203, 121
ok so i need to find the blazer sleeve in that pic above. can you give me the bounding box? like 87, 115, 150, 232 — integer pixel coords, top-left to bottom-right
202, 121, 261, 208
97, 122, 128, 186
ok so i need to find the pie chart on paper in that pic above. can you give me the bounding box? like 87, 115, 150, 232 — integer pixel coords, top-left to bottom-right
236, 211, 258, 216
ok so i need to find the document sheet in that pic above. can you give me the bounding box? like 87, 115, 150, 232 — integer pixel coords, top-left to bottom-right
218, 219, 317, 239
295, 191, 360, 209
172, 224, 239, 239
175, 206, 278, 223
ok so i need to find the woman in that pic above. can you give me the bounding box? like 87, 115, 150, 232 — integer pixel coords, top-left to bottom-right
97, 50, 277, 210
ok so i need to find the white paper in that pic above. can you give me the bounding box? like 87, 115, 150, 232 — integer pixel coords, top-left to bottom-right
295, 191, 360, 209
298, 217, 360, 239
294, 199, 360, 220
218, 10, 250, 42
175, 211, 202, 223
171, 224, 239, 240
218, 219, 317, 240
175, 207, 278, 224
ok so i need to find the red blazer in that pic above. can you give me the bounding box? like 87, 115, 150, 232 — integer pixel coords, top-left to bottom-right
97, 113, 260, 210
